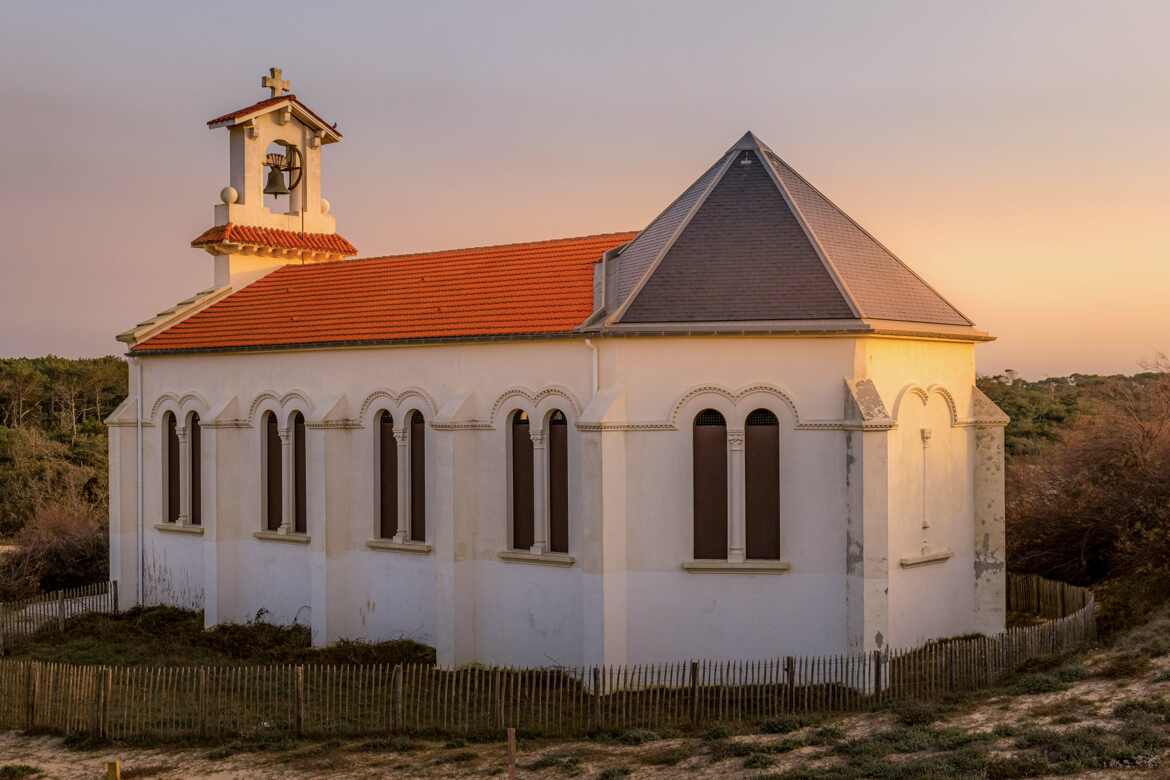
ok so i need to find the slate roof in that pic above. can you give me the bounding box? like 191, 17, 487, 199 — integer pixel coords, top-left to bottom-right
605, 132, 971, 328
131, 232, 637, 353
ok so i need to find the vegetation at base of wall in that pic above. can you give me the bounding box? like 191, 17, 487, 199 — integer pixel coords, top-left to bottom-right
979, 365, 1170, 629
2, 605, 435, 667
0, 356, 125, 600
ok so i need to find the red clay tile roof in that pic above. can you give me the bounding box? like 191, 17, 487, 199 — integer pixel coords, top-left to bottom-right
191, 224, 359, 256
133, 231, 636, 353
206, 95, 342, 138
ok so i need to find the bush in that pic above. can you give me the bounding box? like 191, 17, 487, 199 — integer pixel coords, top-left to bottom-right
760, 715, 810, 734
1002, 673, 1067, 695
743, 752, 774, 769
616, 728, 659, 745
0, 489, 107, 601
1094, 651, 1151, 680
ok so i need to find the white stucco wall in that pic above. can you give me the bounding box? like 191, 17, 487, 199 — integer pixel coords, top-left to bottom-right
108, 332, 1002, 666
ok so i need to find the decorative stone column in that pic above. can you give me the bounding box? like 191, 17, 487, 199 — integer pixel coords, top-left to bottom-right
176, 423, 192, 526
278, 426, 294, 533
530, 430, 549, 554
727, 429, 746, 562
392, 426, 410, 543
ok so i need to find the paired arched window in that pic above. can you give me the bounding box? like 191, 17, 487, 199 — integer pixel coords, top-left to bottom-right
508, 408, 570, 553
692, 407, 782, 561
510, 410, 534, 550
164, 411, 181, 524
163, 410, 201, 526
264, 411, 282, 531
263, 410, 308, 534
692, 409, 728, 559
374, 409, 426, 542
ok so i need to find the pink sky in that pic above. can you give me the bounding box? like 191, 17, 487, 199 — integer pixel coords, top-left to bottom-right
2, 1, 1167, 378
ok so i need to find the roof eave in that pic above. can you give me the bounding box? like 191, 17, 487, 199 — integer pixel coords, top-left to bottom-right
207, 98, 342, 142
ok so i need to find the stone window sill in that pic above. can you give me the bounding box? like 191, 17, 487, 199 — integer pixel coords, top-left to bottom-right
498, 550, 575, 567
155, 523, 204, 536
681, 560, 792, 574
253, 531, 311, 545
367, 539, 433, 554
899, 549, 953, 568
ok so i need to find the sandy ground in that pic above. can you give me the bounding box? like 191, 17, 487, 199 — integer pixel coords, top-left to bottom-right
1, 654, 1167, 779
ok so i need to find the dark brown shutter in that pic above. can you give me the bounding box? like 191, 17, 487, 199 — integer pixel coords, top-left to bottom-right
745, 409, 780, 559
189, 413, 201, 526
165, 412, 180, 523
511, 411, 534, 550
549, 411, 569, 553
410, 411, 426, 542
693, 409, 728, 559
294, 412, 307, 534
265, 412, 282, 531
379, 412, 397, 539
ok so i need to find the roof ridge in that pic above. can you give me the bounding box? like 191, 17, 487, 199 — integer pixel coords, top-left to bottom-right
763, 149, 972, 325
755, 147, 862, 319
608, 150, 737, 324
352, 230, 638, 264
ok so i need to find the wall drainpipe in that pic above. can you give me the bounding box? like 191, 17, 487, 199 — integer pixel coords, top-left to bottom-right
135, 357, 144, 606
585, 338, 599, 399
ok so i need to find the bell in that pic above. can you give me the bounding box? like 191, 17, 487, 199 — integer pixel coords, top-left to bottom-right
264, 166, 289, 197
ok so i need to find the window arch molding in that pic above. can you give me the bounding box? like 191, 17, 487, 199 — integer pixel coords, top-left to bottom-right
365, 397, 431, 547
668, 383, 800, 430
488, 385, 582, 429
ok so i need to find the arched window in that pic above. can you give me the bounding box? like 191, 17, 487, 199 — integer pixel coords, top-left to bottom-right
292, 411, 307, 535
164, 411, 180, 524
548, 410, 569, 554
188, 411, 202, 527
693, 409, 728, 559
745, 408, 780, 559
510, 410, 534, 550
378, 411, 397, 539
409, 410, 426, 542
264, 411, 282, 531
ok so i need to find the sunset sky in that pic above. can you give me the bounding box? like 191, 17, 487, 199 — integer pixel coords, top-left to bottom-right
2, 1, 1167, 378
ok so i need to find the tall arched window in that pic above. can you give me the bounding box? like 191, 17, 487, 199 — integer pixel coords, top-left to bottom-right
693, 409, 728, 559
745, 408, 780, 559
548, 410, 569, 554
409, 410, 426, 542
292, 411, 307, 535
510, 410, 534, 550
188, 411, 202, 527
264, 411, 282, 531
164, 411, 180, 524
378, 411, 397, 539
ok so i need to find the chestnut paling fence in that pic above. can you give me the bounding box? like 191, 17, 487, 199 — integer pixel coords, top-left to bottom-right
0, 574, 1094, 739
0, 581, 118, 651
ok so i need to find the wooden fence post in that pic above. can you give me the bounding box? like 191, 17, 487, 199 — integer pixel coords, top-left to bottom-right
24, 661, 38, 730
872, 650, 883, 696
57, 590, 65, 633
111, 581, 119, 615
591, 667, 601, 730
395, 665, 405, 730
92, 666, 106, 736
689, 660, 699, 726
295, 665, 305, 736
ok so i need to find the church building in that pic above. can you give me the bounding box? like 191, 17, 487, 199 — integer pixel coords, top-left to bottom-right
107, 70, 1009, 668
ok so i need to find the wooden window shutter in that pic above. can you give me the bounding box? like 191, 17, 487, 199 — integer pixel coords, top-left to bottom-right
189, 413, 202, 526
745, 408, 780, 559
511, 411, 534, 550
379, 412, 397, 539
549, 410, 569, 554
265, 412, 282, 531
693, 409, 728, 559
293, 412, 307, 534
410, 410, 426, 542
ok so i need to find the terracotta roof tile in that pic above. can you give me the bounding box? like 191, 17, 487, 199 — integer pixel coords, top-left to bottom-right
133, 232, 636, 353
191, 224, 358, 256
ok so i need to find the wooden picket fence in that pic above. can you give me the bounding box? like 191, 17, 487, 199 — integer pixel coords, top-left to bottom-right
0, 574, 1095, 740
0, 582, 118, 651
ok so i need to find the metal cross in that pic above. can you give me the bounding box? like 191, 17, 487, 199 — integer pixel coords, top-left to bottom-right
261, 67, 290, 99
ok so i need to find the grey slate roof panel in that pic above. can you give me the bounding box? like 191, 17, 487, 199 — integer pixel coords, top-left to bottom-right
609, 151, 733, 307
622, 151, 854, 322
763, 151, 972, 326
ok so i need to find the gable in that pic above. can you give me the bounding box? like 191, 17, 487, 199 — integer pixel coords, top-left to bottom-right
622, 150, 854, 323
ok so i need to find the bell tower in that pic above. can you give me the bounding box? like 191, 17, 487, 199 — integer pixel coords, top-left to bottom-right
193, 67, 357, 288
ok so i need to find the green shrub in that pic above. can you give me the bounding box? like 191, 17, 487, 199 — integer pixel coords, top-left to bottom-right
743, 752, 774, 769
0, 767, 41, 780
616, 728, 659, 745
639, 746, 691, 766
893, 700, 945, 726
759, 715, 809, 734
597, 768, 630, 780
1003, 672, 1067, 695
1095, 651, 1151, 679
703, 725, 731, 741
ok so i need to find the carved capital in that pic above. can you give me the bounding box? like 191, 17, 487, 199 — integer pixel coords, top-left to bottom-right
393, 427, 409, 446
727, 429, 745, 451
530, 431, 546, 449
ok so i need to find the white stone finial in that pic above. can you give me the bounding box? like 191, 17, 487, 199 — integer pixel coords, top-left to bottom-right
262, 67, 290, 99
